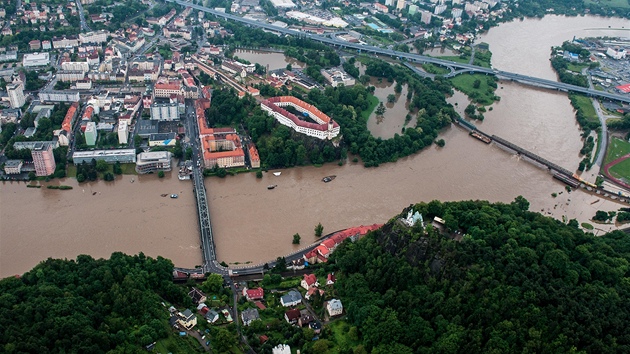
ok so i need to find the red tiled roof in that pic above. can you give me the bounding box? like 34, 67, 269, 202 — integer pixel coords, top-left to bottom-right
62, 102, 79, 133
248, 145, 260, 162
244, 287, 264, 300
303, 274, 317, 286
261, 96, 339, 132
82, 106, 94, 120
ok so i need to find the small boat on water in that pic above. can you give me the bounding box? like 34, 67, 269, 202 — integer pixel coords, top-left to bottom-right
273, 172, 282, 176
322, 175, 336, 183
267, 185, 277, 190
170, 194, 178, 199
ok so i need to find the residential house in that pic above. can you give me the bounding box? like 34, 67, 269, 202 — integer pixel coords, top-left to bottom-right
327, 299, 343, 317
188, 287, 207, 305
326, 273, 336, 286
280, 290, 302, 307
205, 309, 219, 323
298, 310, 314, 327
305, 287, 324, 300
284, 309, 301, 324
177, 309, 197, 329
301, 274, 319, 290
241, 308, 260, 326
243, 287, 264, 301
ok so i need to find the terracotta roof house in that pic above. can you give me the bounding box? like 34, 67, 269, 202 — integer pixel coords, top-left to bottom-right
301, 274, 319, 290
327, 273, 336, 286
243, 287, 264, 301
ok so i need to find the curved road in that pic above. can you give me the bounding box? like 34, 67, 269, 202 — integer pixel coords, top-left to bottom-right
166, 0, 630, 104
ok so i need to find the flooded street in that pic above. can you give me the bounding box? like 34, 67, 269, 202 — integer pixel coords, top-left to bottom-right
0, 172, 202, 278
2, 16, 629, 277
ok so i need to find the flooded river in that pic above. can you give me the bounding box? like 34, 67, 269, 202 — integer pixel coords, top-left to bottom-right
2, 16, 629, 277
0, 172, 202, 278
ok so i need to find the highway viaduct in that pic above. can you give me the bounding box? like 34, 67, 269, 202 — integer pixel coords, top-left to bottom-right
166, 0, 630, 104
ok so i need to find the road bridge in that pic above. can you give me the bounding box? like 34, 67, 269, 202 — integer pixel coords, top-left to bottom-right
191, 167, 223, 273
167, 0, 630, 104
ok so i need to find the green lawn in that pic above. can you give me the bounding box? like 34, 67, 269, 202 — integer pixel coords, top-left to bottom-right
567, 62, 589, 73
605, 137, 630, 164
67, 164, 77, 177
421, 63, 450, 75
570, 95, 599, 124
609, 158, 630, 181
585, 0, 630, 8
449, 74, 498, 106
329, 320, 361, 353
361, 94, 380, 122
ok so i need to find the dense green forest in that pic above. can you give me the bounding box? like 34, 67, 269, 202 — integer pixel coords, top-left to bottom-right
0, 253, 191, 353
328, 198, 630, 353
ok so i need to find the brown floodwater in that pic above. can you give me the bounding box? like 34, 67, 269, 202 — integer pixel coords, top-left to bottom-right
477, 15, 630, 79
233, 49, 305, 71
2, 16, 629, 277
208, 126, 622, 265
0, 172, 202, 278
367, 80, 412, 139
424, 47, 458, 57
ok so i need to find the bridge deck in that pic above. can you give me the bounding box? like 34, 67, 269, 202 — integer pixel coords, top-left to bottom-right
192, 168, 217, 272
490, 135, 574, 177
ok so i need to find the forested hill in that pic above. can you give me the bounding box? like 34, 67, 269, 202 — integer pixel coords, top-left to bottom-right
0, 253, 191, 353
329, 198, 630, 354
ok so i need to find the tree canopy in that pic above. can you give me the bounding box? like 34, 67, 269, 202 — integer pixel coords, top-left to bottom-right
0, 253, 191, 353
328, 198, 630, 353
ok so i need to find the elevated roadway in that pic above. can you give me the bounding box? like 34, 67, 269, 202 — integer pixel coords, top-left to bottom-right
167, 0, 630, 104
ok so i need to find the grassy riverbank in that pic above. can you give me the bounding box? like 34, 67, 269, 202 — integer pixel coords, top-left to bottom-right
360, 94, 380, 122
449, 74, 499, 106
569, 94, 599, 127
